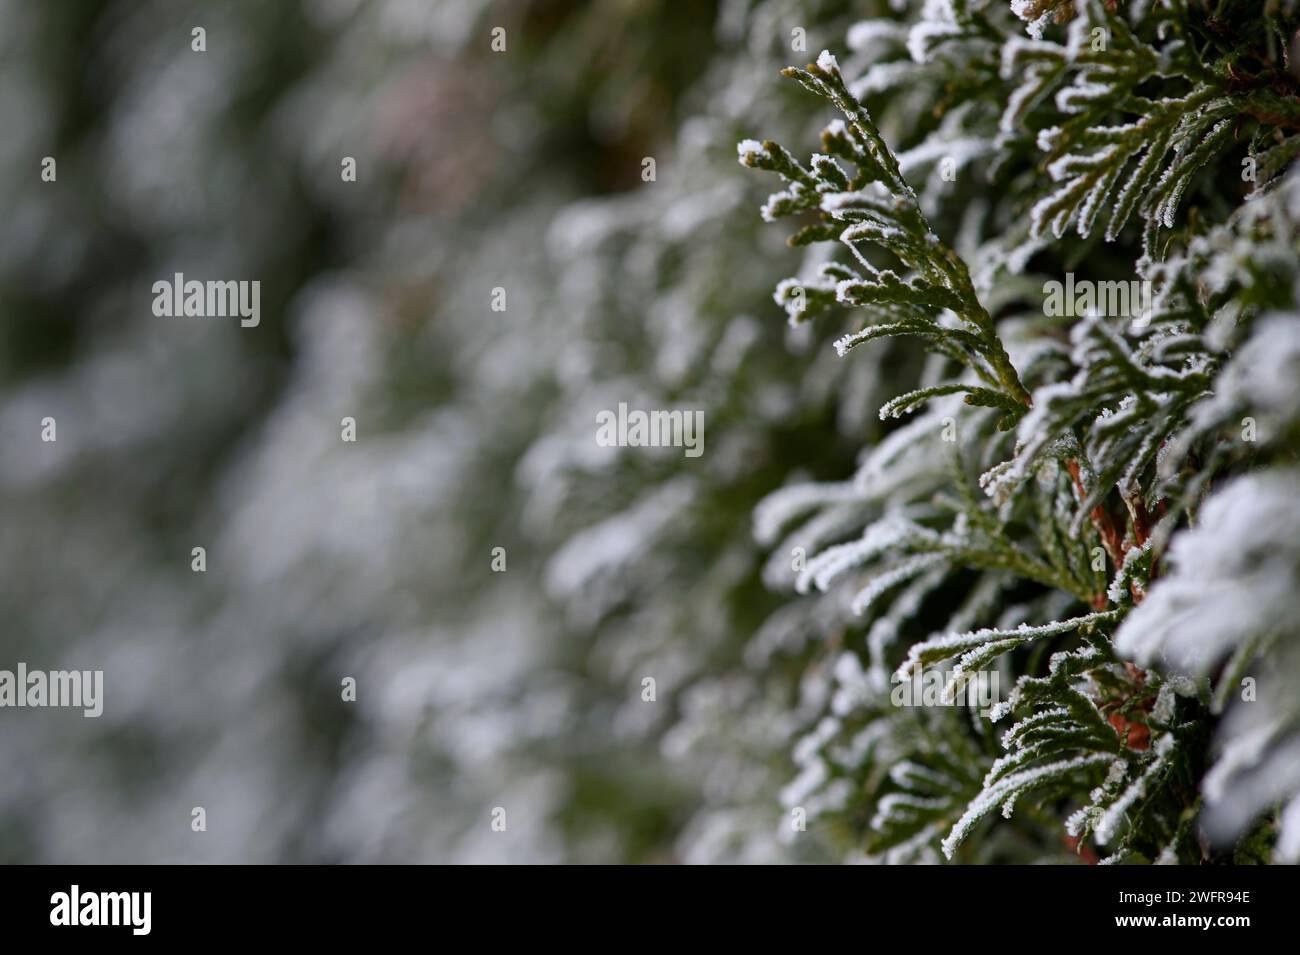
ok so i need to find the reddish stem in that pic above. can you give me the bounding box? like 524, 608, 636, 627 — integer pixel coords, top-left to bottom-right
1065, 459, 1125, 565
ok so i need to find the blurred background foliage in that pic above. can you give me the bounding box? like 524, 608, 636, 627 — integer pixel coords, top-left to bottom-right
0, 0, 892, 862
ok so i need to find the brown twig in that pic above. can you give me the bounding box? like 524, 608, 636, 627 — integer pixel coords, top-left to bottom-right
1066, 459, 1126, 580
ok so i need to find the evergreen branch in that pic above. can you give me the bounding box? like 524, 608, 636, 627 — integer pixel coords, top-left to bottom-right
898, 610, 1121, 679
743, 51, 1032, 408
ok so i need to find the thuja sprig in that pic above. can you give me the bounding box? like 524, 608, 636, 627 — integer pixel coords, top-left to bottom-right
740, 51, 1032, 415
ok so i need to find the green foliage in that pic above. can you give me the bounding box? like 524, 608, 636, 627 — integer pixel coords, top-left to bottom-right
741, 0, 1300, 863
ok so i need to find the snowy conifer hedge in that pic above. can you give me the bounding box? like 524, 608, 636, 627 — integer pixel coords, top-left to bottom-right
738, 0, 1300, 863
5, 0, 1299, 868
